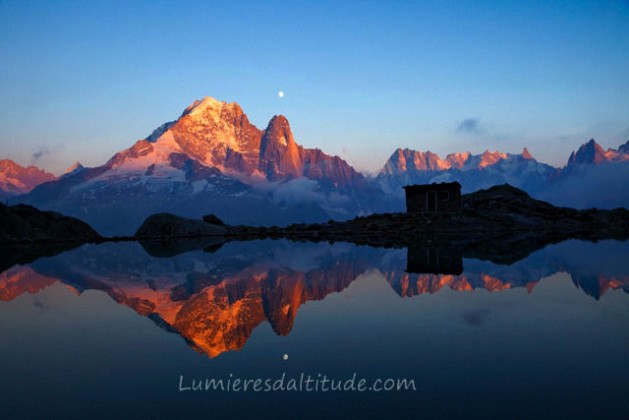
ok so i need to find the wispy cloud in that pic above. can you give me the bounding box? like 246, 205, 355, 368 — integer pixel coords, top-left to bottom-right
456, 118, 483, 134
271, 178, 350, 207
31, 146, 51, 162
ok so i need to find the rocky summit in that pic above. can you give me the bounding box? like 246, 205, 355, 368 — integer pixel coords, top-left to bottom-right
135, 213, 228, 238
146, 97, 364, 189
10, 96, 629, 236
19, 97, 371, 236
0, 159, 56, 198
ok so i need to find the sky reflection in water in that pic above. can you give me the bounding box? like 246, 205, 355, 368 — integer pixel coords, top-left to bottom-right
0, 239, 628, 419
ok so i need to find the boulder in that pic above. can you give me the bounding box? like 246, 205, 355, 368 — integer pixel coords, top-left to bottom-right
202, 213, 226, 226
135, 213, 228, 238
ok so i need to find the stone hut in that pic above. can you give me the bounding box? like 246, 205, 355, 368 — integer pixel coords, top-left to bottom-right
403, 182, 462, 213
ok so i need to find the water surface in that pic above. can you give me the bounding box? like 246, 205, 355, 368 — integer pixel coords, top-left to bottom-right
1, 239, 628, 419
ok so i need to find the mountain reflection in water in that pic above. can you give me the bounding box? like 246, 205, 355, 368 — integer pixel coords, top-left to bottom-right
1, 238, 627, 359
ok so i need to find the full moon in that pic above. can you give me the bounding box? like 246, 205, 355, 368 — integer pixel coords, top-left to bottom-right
278, 90, 284, 98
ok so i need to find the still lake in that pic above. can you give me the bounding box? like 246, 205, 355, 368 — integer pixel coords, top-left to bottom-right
1, 238, 628, 419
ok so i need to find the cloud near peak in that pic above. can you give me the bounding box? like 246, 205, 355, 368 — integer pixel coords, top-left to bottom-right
456, 118, 483, 134
31, 147, 51, 162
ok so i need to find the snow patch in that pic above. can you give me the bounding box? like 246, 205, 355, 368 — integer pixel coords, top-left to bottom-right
192, 180, 208, 193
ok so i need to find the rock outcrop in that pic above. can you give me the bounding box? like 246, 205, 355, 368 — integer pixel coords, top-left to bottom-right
0, 203, 101, 242
0, 159, 56, 197
135, 213, 228, 238
229, 184, 629, 250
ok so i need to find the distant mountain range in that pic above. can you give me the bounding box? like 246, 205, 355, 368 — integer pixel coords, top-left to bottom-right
0, 159, 55, 199
3, 96, 628, 235
13, 97, 386, 235
377, 139, 629, 208
377, 147, 557, 196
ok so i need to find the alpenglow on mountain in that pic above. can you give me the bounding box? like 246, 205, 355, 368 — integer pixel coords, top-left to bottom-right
377, 147, 557, 196
567, 138, 629, 166
146, 97, 365, 189
377, 139, 629, 209
14, 96, 629, 235
21, 97, 381, 236
539, 138, 629, 208
0, 160, 56, 199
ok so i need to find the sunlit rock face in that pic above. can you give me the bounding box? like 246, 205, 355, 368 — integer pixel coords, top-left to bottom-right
378, 138, 629, 209
260, 115, 303, 180
0, 159, 56, 197
378, 147, 556, 196
566, 139, 629, 166
19, 97, 368, 236
165, 98, 364, 190
169, 97, 262, 174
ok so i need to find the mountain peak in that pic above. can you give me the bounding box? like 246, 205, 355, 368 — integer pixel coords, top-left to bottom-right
65, 162, 84, 173
259, 114, 302, 179
478, 150, 508, 168
521, 147, 533, 160
445, 152, 471, 168
62, 162, 85, 178
179, 96, 245, 121
181, 96, 224, 116
267, 114, 290, 128
0, 159, 29, 171
263, 115, 295, 148
0, 159, 56, 196
83, 95, 360, 191
568, 138, 607, 165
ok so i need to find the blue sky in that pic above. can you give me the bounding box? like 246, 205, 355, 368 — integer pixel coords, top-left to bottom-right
1, 0, 628, 174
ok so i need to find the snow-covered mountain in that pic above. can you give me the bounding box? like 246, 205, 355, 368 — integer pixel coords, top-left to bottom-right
142, 97, 365, 190
377, 139, 629, 209
378, 147, 557, 196
11, 95, 629, 233
537, 139, 629, 209
567, 139, 629, 166
20, 97, 377, 235
0, 159, 56, 199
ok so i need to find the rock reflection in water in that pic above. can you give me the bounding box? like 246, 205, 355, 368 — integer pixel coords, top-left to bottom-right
1, 238, 627, 358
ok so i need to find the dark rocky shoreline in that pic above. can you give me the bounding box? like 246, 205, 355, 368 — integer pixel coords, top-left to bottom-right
225, 184, 629, 246
2, 184, 628, 270
0, 203, 102, 243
